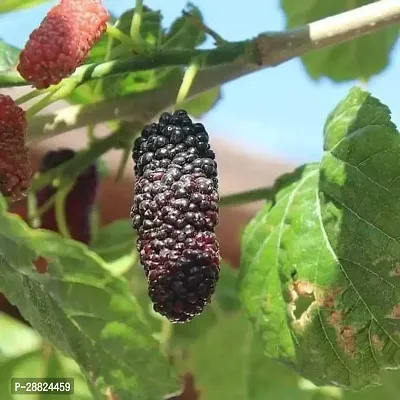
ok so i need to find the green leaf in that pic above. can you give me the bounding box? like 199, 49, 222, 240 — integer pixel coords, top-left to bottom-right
280, 0, 399, 81
181, 87, 222, 119
69, 7, 167, 105
344, 370, 400, 399
0, 315, 93, 399
163, 4, 207, 49
239, 86, 400, 390
0, 40, 20, 72
0, 314, 42, 358
90, 219, 136, 276
38, 351, 76, 400
239, 163, 317, 365
0, 202, 178, 399
182, 312, 253, 400
171, 268, 340, 399
246, 334, 341, 400
0, 0, 50, 13
55, 352, 95, 400
69, 4, 209, 106
319, 87, 400, 383
213, 268, 242, 313
0, 350, 43, 400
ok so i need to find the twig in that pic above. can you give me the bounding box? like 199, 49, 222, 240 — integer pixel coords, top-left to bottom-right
3, 43, 251, 89
130, 0, 144, 39
23, 0, 400, 142
30, 121, 142, 192
182, 10, 227, 45
255, 0, 400, 66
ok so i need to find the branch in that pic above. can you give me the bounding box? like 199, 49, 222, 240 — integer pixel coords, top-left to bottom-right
24, 0, 400, 142
1, 43, 254, 89
255, 0, 400, 65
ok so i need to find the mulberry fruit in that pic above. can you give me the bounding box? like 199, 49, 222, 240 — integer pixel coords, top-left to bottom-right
17, 0, 109, 89
131, 110, 220, 323
0, 94, 32, 201
37, 148, 99, 244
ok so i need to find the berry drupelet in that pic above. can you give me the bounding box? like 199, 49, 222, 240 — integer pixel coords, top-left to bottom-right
131, 110, 220, 323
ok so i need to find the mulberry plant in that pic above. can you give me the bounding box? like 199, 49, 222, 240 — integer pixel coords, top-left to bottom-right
131, 110, 220, 323
1, 0, 400, 399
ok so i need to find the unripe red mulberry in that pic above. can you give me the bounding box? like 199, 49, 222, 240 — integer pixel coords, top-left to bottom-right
17, 0, 109, 89
0, 94, 32, 201
131, 110, 220, 323
37, 148, 99, 244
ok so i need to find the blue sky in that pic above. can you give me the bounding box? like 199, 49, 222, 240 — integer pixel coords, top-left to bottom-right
0, 0, 399, 163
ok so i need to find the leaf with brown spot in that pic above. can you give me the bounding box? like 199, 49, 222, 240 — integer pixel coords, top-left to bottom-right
338, 326, 357, 358
163, 374, 200, 400
240, 87, 400, 390
371, 334, 384, 352
327, 310, 344, 326
390, 265, 400, 277
389, 305, 400, 320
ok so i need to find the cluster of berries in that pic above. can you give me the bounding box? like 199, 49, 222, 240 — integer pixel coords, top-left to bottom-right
131, 110, 221, 323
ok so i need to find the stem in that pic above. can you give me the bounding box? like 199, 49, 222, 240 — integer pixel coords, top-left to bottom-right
55, 182, 73, 239
115, 146, 131, 182
220, 187, 273, 207
156, 20, 163, 49
256, 0, 400, 66
90, 26, 116, 141
27, 190, 40, 228
25, 93, 54, 119
15, 89, 45, 105
37, 194, 57, 218
25, 78, 80, 119
182, 10, 226, 45
93, 27, 114, 97
0, 42, 251, 89
87, 125, 97, 143
159, 319, 173, 355
107, 23, 148, 54
130, 0, 144, 38
30, 126, 135, 192
175, 57, 201, 105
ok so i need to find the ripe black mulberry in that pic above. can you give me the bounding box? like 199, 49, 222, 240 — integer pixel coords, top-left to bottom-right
131, 110, 220, 323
